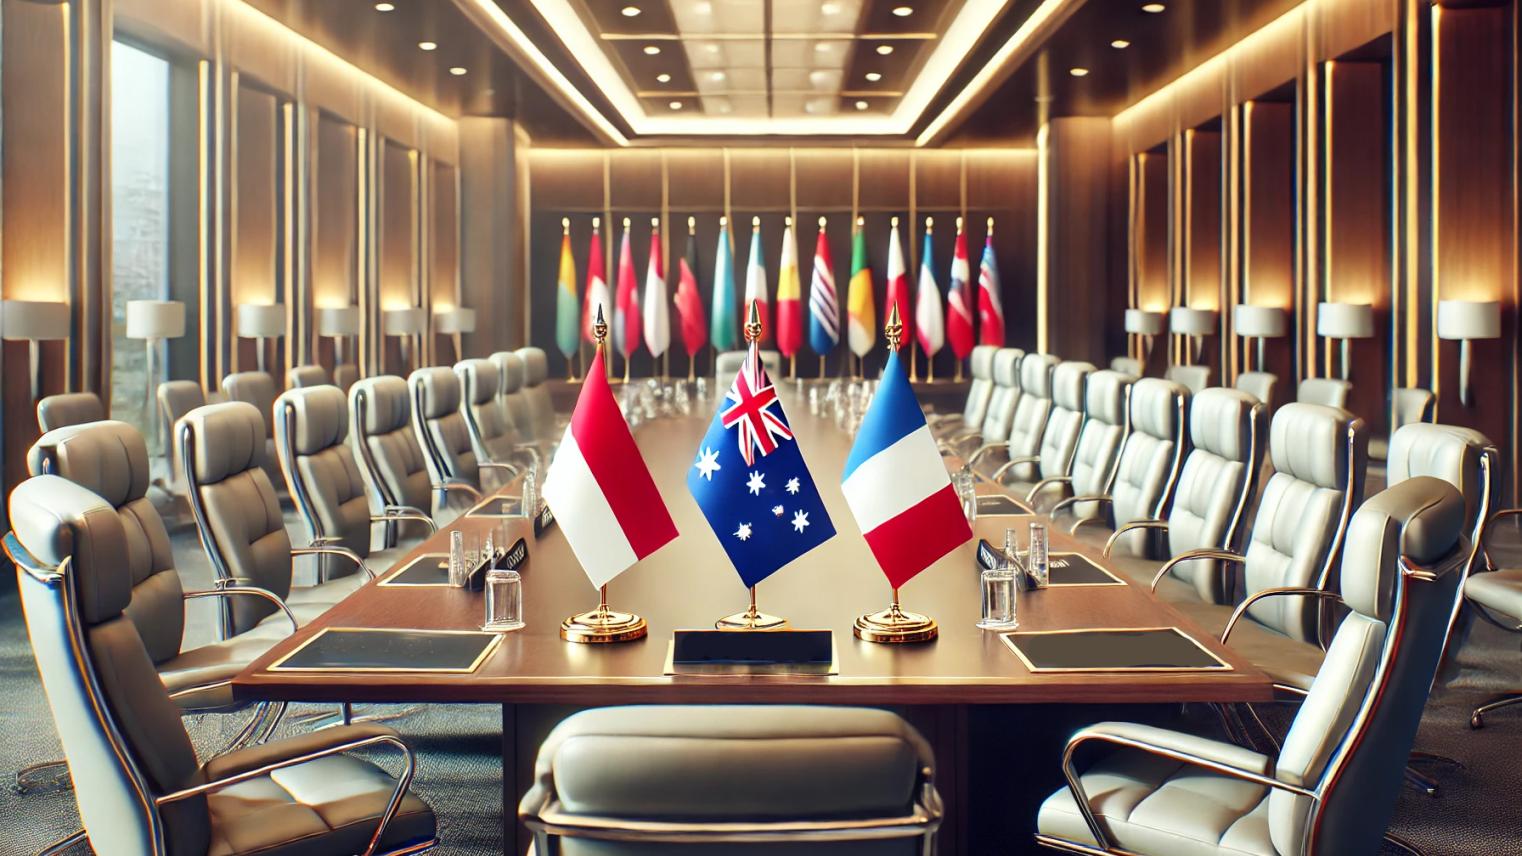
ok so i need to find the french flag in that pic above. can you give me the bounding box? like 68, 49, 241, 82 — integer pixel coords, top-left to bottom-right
841, 347, 973, 588
542, 347, 678, 588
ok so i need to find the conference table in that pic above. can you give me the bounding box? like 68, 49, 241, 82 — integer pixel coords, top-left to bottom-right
234, 386, 1273, 855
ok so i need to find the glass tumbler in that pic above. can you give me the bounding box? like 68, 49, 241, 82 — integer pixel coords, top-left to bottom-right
448, 530, 469, 588
978, 559, 1018, 630
482, 568, 525, 632
952, 469, 978, 523
1027, 522, 1050, 588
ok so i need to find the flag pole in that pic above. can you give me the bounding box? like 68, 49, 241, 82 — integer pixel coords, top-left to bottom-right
561, 306, 649, 645
852, 304, 938, 645
715, 300, 789, 631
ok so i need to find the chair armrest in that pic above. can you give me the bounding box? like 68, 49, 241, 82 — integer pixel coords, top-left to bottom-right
183, 586, 298, 633
384, 504, 432, 520
371, 512, 437, 534
1023, 475, 1071, 505
1148, 549, 1246, 593
163, 726, 416, 856
479, 461, 520, 477
967, 441, 1010, 465
1480, 507, 1522, 570
1102, 519, 1169, 558
1052, 494, 1110, 518
291, 545, 375, 579
991, 455, 1042, 482
1222, 587, 1344, 648
434, 480, 483, 502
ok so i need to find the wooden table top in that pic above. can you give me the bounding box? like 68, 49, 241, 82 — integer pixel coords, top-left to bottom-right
235, 390, 1273, 706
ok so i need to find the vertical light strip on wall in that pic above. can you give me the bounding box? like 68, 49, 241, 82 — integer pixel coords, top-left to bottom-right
1226, 102, 1240, 380
226, 71, 239, 377
1301, 26, 1317, 381
283, 100, 295, 376
1402, 0, 1420, 388
63, 1, 77, 392
198, 60, 212, 391
1322, 60, 1335, 377
1430, 4, 1443, 402
1035, 123, 1050, 354
1129, 152, 1139, 360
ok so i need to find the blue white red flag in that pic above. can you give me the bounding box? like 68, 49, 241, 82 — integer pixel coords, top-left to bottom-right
688, 346, 835, 587
842, 348, 972, 587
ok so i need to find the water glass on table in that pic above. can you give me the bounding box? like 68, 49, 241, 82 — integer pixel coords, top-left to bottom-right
952, 469, 977, 523
448, 530, 469, 588
1027, 522, 1050, 589
483, 568, 525, 631
978, 529, 1019, 630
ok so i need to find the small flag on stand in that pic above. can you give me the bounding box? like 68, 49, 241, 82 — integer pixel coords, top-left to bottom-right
946, 218, 975, 362
675, 217, 707, 367
847, 218, 876, 359
743, 217, 771, 345
808, 218, 840, 359
915, 218, 945, 377
554, 219, 580, 366
977, 220, 1005, 347
613, 219, 642, 368
884, 217, 912, 356
710, 217, 739, 352
643, 218, 670, 362
775, 217, 803, 363
582, 219, 611, 346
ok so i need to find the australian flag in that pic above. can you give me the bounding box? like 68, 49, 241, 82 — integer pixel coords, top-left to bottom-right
688, 347, 836, 587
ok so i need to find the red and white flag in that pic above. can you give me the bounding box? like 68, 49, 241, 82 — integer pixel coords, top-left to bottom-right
542, 348, 678, 588
946, 221, 975, 360
885, 218, 912, 350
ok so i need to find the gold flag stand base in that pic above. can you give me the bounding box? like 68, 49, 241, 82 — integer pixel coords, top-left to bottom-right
561, 585, 647, 643
853, 590, 937, 644
715, 586, 788, 630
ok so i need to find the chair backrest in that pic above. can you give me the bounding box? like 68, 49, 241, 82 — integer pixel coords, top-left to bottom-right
177, 401, 294, 636
964, 345, 999, 425
220, 371, 278, 436
1297, 377, 1352, 409
157, 381, 206, 483
1157, 388, 1263, 602
491, 350, 533, 439
456, 358, 518, 463
1034, 361, 1093, 481
1234, 370, 1277, 407
8, 475, 213, 855
1241, 402, 1367, 642
515, 346, 557, 440
408, 366, 481, 488
286, 364, 330, 389
1107, 378, 1188, 549
332, 363, 360, 394
275, 385, 378, 569
1164, 364, 1211, 394
1109, 356, 1143, 378
1003, 353, 1060, 480
37, 391, 106, 433
349, 376, 435, 527
979, 347, 1024, 441
27, 421, 185, 666
1275, 476, 1466, 856
1390, 386, 1435, 431
1068, 370, 1132, 502
1386, 423, 1495, 544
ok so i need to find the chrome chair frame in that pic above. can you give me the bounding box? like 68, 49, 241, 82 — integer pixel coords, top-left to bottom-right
350, 384, 437, 547
409, 375, 514, 508
1058, 385, 1188, 538
1024, 381, 1133, 510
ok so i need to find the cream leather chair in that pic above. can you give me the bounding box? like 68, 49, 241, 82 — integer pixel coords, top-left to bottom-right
996, 361, 1094, 502
333, 362, 360, 394
1370, 386, 1436, 461
1164, 363, 1210, 394
286, 363, 330, 388
178, 401, 372, 638
1061, 378, 1188, 554
946, 347, 1023, 455
157, 381, 206, 482
1037, 370, 1132, 517
6, 475, 437, 856
1234, 370, 1277, 408
408, 367, 514, 518
1109, 356, 1143, 378
928, 344, 998, 437
275, 385, 435, 582
991, 352, 1062, 481
221, 370, 285, 492
36, 391, 105, 432
521, 706, 941, 854
490, 350, 534, 443
1103, 388, 1264, 606
1297, 376, 1352, 409
516, 346, 559, 442
455, 358, 534, 470
349, 376, 442, 534
1036, 476, 1468, 856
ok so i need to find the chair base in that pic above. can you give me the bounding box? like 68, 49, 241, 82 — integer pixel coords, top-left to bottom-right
36, 829, 85, 856
1470, 692, 1522, 728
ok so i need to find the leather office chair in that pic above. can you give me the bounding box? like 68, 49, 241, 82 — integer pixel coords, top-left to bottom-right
6, 474, 437, 856
1036, 370, 1132, 518
275, 385, 435, 584
1296, 376, 1352, 410
455, 358, 534, 470
349, 376, 442, 534
1102, 388, 1263, 606
988, 352, 1062, 480
408, 367, 515, 520
1035, 476, 1468, 856
157, 381, 206, 484
1233, 370, 1277, 408
996, 361, 1094, 502
178, 401, 373, 638
36, 391, 105, 432
928, 344, 998, 437
1164, 363, 1211, 394
1370, 386, 1436, 462
220, 370, 285, 492
516, 346, 559, 443
1109, 356, 1143, 378
333, 362, 360, 394
520, 705, 941, 854
945, 347, 1023, 456
1060, 378, 1188, 555
287, 363, 330, 388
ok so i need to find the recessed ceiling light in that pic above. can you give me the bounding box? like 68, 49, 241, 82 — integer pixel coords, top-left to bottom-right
705, 43, 721, 54
374, 2, 395, 10
1069, 67, 1089, 77
656, 73, 671, 83
710, 70, 726, 82
892, 5, 913, 15
643, 45, 661, 55
669, 100, 683, 110
449, 66, 467, 76
821, 2, 841, 13
1110, 39, 1131, 49
875, 44, 894, 55
855, 100, 869, 110
1141, 2, 1165, 11
694, 0, 712, 12
418, 41, 437, 51
621, 5, 641, 16
865, 71, 883, 82
815, 42, 834, 53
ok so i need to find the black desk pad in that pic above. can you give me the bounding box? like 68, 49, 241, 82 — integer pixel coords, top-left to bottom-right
1000, 627, 1229, 673
467, 496, 524, 518
270, 627, 503, 673
378, 553, 452, 587
976, 494, 1034, 516
1046, 553, 1125, 587
666, 629, 837, 676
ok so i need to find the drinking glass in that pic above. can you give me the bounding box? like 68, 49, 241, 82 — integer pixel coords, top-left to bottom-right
978, 542, 1018, 630
1027, 522, 1050, 588
448, 530, 469, 588
952, 469, 977, 523
482, 568, 525, 632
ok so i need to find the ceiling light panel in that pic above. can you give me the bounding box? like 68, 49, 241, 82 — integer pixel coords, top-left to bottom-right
682, 38, 765, 70
671, 0, 763, 34
771, 0, 861, 34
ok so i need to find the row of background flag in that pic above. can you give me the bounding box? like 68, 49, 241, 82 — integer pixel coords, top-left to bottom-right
553, 214, 1008, 377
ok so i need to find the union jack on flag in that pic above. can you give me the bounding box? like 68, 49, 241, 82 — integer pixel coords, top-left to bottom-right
687, 345, 836, 587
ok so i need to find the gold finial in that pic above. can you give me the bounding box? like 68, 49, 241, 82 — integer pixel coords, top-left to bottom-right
594, 304, 608, 345
818, 215, 827, 229
651, 216, 660, 229
720, 215, 729, 227
744, 299, 763, 344
751, 215, 761, 229
623, 216, 631, 230
593, 216, 601, 230
891, 216, 899, 228
688, 215, 696, 235
956, 215, 964, 233
856, 215, 865, 228
986, 216, 994, 235
885, 302, 903, 352
785, 215, 792, 227
925, 216, 934, 233
562, 217, 570, 234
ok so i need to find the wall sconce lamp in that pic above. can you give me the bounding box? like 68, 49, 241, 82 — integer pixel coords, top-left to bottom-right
1316, 302, 1374, 381
1124, 308, 1167, 366
434, 307, 477, 360
1437, 299, 1501, 407
236, 303, 286, 373
1232, 304, 1286, 372
383, 307, 426, 373
1, 300, 70, 401
126, 300, 185, 450
317, 305, 361, 366
1169, 307, 1217, 365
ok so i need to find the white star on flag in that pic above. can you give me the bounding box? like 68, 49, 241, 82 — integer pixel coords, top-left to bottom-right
772, 504, 785, 517
746, 471, 766, 495
735, 522, 753, 541
785, 477, 800, 495
694, 447, 721, 481
791, 510, 810, 533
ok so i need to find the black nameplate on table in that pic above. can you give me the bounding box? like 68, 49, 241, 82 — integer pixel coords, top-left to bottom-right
976, 494, 1034, 516
1000, 627, 1229, 673
667, 629, 836, 675
467, 496, 524, 518
534, 504, 555, 536
270, 627, 503, 673
379, 538, 527, 589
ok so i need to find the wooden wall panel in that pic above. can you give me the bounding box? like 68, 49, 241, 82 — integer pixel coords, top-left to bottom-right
233, 84, 282, 374
1135, 151, 1171, 375
313, 115, 358, 311
792, 149, 853, 211
1243, 100, 1298, 391
1187, 129, 1224, 383
379, 140, 417, 375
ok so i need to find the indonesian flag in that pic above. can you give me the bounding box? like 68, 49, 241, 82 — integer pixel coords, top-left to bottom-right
542, 347, 678, 588
581, 223, 611, 344
842, 346, 972, 587
977, 231, 1005, 347
946, 222, 975, 360
643, 221, 670, 358
743, 218, 770, 345
846, 221, 876, 357
675, 220, 707, 357
885, 218, 912, 351
613, 222, 641, 359
775, 219, 803, 358
915, 221, 944, 358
